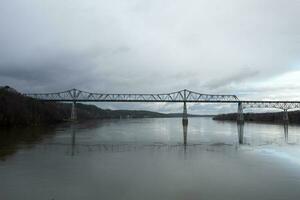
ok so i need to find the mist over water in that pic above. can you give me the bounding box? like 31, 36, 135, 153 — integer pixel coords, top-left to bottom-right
1, 117, 300, 200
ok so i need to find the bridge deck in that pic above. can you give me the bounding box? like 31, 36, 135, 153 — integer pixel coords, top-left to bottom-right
23, 88, 300, 110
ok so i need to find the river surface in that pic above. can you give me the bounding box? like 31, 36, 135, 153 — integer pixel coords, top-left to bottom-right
1, 117, 300, 200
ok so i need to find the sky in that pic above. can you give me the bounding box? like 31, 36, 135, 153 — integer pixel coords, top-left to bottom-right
0, 0, 299, 114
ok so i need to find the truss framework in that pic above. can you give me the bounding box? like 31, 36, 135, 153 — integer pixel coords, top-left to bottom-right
242, 101, 300, 110
24, 89, 239, 102
24, 88, 300, 110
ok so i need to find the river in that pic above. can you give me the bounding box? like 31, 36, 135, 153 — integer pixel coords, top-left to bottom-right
1, 117, 300, 200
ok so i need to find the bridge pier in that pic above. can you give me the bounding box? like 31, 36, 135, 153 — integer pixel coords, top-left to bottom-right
237, 122, 244, 144
71, 101, 77, 121
182, 101, 188, 126
182, 101, 188, 146
283, 109, 289, 123
237, 102, 244, 124
282, 109, 289, 143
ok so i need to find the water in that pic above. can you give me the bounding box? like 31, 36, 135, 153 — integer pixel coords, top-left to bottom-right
1, 117, 300, 200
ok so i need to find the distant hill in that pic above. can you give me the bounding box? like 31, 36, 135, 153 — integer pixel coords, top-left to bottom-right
76, 103, 168, 119
213, 111, 300, 124
166, 113, 215, 117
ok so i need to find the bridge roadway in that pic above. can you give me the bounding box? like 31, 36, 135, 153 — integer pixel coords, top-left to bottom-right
24, 88, 300, 122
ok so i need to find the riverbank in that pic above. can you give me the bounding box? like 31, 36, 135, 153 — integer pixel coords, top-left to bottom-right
0, 86, 169, 127
213, 111, 300, 124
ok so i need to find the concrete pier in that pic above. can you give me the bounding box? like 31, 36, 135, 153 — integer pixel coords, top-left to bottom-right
182, 101, 188, 126
182, 100, 188, 146
237, 123, 244, 144
237, 102, 244, 124
282, 109, 289, 143
283, 109, 289, 123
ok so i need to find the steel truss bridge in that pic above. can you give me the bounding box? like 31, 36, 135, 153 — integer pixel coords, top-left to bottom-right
24, 89, 239, 102
24, 88, 300, 122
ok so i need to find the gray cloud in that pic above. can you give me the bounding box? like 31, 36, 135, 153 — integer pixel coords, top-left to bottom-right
203, 67, 260, 89
0, 0, 299, 113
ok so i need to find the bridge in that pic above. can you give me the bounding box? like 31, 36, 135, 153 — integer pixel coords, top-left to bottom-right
24, 88, 300, 123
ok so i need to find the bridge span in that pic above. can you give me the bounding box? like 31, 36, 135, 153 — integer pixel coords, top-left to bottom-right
24, 88, 300, 123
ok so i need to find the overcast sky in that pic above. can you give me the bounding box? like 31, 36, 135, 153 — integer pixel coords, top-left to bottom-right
0, 0, 299, 114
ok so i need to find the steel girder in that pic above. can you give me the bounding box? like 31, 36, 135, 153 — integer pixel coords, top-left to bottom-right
24, 89, 300, 110
242, 101, 300, 110
23, 88, 239, 102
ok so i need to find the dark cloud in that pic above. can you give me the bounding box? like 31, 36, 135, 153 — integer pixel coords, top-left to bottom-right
0, 0, 299, 113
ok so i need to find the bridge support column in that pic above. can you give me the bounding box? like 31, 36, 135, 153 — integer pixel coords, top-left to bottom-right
182, 101, 188, 126
71, 101, 77, 121
283, 109, 289, 123
237, 102, 244, 124
182, 101, 188, 146
237, 122, 244, 144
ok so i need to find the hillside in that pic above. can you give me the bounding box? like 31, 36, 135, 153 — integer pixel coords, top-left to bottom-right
213, 111, 300, 124
0, 86, 169, 127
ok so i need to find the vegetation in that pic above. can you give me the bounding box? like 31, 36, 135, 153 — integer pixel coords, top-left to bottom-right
0, 87, 69, 127
213, 111, 300, 124
0, 86, 171, 127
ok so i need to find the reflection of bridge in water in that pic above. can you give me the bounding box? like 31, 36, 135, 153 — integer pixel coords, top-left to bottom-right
40, 122, 292, 157
47, 125, 195, 156
24, 89, 296, 146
